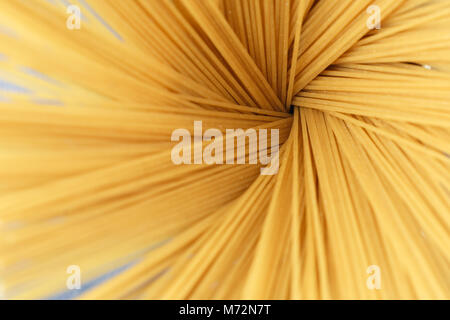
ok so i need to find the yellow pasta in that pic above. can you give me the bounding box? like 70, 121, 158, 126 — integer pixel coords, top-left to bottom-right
0, 0, 448, 300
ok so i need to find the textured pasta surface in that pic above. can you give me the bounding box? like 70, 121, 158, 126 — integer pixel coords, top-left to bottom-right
0, 0, 449, 299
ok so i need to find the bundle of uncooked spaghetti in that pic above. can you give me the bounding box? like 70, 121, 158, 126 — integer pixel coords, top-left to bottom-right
0, 0, 449, 300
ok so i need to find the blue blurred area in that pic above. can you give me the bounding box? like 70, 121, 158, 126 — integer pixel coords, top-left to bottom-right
78, 0, 123, 41
20, 67, 62, 86
0, 78, 32, 94
49, 261, 136, 300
